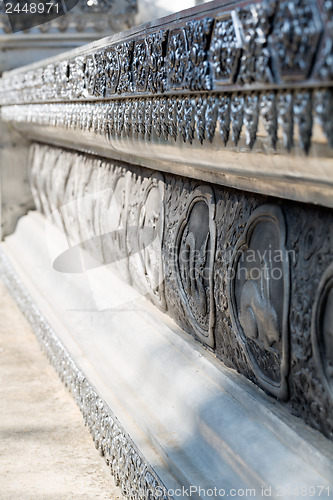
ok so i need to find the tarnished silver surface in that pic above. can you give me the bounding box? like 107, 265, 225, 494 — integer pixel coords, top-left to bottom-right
0, 247, 170, 500
0, 0, 332, 102
2, 88, 333, 208
2, 89, 332, 154
25, 142, 333, 439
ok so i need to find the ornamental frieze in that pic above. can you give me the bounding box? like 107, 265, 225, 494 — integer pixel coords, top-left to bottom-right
1, 0, 333, 105
2, 88, 333, 155
174, 186, 216, 348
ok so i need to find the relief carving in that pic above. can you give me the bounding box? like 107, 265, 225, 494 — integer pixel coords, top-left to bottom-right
166, 28, 188, 89
84, 56, 96, 97
129, 174, 166, 309
124, 101, 132, 137
228, 205, 290, 399
278, 91, 294, 151
159, 98, 169, 140
175, 186, 216, 348
318, 38, 333, 81
26, 143, 333, 438
133, 39, 148, 92
131, 99, 139, 138
105, 49, 120, 96
178, 97, 195, 144
235, 1, 276, 84
117, 41, 134, 94
294, 91, 313, 153
93, 51, 106, 98
217, 95, 231, 146
244, 93, 260, 149
69, 57, 85, 99
145, 99, 152, 139
152, 99, 161, 138
230, 93, 244, 145
271, 0, 323, 81
260, 92, 278, 149
1, 0, 333, 107
146, 31, 168, 93
43, 64, 56, 100
101, 170, 132, 283
312, 263, 333, 402
184, 17, 214, 91
167, 97, 178, 142
195, 96, 207, 144
205, 96, 218, 143
138, 98, 146, 139
315, 89, 333, 148
209, 15, 241, 85
55, 61, 70, 99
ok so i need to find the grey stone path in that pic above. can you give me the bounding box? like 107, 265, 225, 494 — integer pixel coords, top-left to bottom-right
0, 280, 123, 500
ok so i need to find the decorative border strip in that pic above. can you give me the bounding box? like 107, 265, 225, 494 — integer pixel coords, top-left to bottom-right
2, 88, 332, 153
0, 0, 332, 104
0, 249, 170, 500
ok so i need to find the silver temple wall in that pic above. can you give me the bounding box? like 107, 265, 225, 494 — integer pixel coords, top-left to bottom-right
1, 0, 333, 496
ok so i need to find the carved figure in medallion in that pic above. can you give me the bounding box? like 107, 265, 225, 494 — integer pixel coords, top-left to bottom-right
129, 174, 166, 309
101, 171, 131, 283
175, 186, 216, 348
228, 205, 290, 399
312, 263, 333, 402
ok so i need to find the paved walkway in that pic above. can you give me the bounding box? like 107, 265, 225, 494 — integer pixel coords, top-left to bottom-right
0, 280, 123, 500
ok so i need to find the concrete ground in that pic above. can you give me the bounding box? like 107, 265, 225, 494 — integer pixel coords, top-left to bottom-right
0, 280, 123, 500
